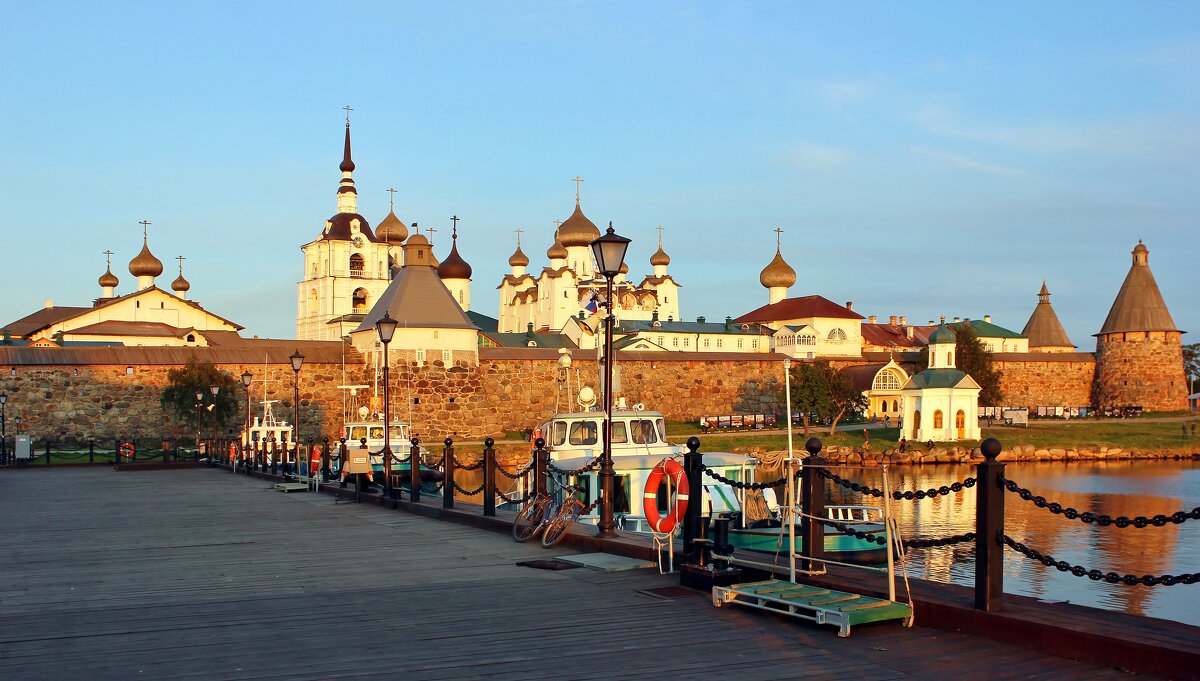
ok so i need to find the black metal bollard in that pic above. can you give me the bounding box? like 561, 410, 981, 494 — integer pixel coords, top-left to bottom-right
711, 516, 733, 570
682, 436, 703, 553
533, 438, 547, 497
45, 440, 51, 466
338, 439, 348, 487
89, 440, 94, 464
975, 438, 1005, 611
321, 436, 330, 480
443, 438, 455, 509
800, 437, 826, 574
483, 437, 497, 516
410, 437, 422, 503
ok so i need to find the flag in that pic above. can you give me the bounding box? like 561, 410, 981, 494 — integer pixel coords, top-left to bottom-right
583, 297, 598, 314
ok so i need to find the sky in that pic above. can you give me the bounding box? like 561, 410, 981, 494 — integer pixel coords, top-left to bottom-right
1, 1, 1197, 346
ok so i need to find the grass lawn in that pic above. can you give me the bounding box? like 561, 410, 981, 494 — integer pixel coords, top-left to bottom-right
665, 417, 1200, 454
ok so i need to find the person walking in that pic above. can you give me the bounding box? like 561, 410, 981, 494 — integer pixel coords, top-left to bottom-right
899, 437, 907, 453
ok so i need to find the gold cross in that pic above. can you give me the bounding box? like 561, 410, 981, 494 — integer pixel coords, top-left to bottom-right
103, 250, 113, 268
657, 225, 664, 247
175, 255, 185, 275
425, 225, 437, 246
572, 175, 584, 203
774, 227, 784, 250
139, 219, 151, 240
386, 187, 397, 211
342, 104, 353, 126
514, 227, 523, 247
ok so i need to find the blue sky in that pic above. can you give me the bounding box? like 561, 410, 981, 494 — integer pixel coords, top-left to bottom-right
2, 1, 1196, 346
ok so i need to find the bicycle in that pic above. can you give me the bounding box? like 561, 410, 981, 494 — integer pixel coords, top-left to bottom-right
512, 477, 587, 547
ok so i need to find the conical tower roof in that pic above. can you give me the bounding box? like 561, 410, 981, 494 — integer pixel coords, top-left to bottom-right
759, 248, 796, 289
1022, 281, 1073, 348
1097, 241, 1179, 335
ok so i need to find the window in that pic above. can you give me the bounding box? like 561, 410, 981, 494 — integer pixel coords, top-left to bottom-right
656, 419, 666, 440
459, 290, 464, 303
881, 401, 888, 413
737, 338, 743, 349
611, 422, 628, 444
828, 328, 847, 342
933, 410, 944, 428
569, 421, 599, 445
947, 351, 954, 366
799, 334, 815, 346
415, 349, 426, 365
658, 336, 664, 346
716, 339, 723, 348
703, 338, 710, 348
892, 400, 899, 412
352, 288, 368, 312
349, 253, 365, 275
552, 421, 568, 446
752, 339, 758, 349
683, 338, 689, 348
872, 370, 901, 391
186, 334, 195, 343
442, 350, 452, 365
672, 338, 679, 347
630, 419, 657, 444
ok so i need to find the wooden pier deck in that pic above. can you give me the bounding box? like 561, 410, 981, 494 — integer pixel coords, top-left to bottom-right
0, 468, 1141, 680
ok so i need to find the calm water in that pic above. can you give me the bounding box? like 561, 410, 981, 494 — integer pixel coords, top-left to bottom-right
827, 460, 1200, 626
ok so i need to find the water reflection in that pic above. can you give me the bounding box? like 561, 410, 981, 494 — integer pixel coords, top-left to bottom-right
828, 461, 1200, 625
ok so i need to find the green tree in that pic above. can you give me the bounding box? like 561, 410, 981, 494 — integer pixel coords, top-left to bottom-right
160, 359, 240, 436
787, 361, 831, 436
921, 323, 1003, 405
1184, 343, 1200, 395
825, 367, 868, 436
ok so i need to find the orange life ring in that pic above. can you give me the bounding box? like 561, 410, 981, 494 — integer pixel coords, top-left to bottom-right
119, 442, 135, 459
643, 459, 689, 533
532, 426, 543, 450
311, 446, 322, 469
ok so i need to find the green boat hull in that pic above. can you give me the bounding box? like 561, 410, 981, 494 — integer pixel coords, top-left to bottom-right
728, 525, 889, 565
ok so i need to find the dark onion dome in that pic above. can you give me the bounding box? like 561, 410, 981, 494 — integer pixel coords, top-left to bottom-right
929, 326, 956, 344
129, 240, 163, 277
98, 266, 119, 288
557, 202, 601, 247
546, 232, 568, 260
650, 245, 671, 266
323, 212, 381, 242
376, 210, 408, 244
172, 273, 191, 293
508, 244, 529, 267
339, 124, 355, 172
437, 238, 472, 280
758, 249, 795, 289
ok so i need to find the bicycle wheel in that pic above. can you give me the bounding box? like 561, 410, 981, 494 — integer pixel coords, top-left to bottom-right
512, 497, 547, 542
540, 501, 583, 548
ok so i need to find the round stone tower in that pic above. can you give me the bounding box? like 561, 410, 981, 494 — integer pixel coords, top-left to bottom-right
1092, 241, 1187, 411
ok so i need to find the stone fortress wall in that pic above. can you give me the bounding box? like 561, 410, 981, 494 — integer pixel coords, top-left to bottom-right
0, 346, 1122, 442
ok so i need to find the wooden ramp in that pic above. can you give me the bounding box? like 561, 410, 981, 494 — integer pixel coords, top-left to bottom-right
713, 579, 913, 637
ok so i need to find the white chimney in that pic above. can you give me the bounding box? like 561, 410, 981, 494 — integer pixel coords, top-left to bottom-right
984, 314, 992, 323
889, 315, 898, 325
44, 299, 54, 309
845, 301, 853, 311
868, 315, 877, 324
953, 316, 961, 323
899, 315, 907, 326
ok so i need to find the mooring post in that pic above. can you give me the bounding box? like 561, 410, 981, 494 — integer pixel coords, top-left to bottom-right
443, 437, 455, 509
410, 437, 422, 503
45, 440, 51, 466
321, 437, 330, 480
483, 437, 497, 516
533, 437, 547, 497
975, 437, 1005, 611
800, 437, 826, 574
682, 436, 703, 552
89, 440, 94, 464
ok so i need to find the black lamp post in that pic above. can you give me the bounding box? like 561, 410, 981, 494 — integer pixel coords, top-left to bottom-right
194, 389, 204, 457
0, 393, 7, 464
241, 371, 252, 470
589, 221, 630, 538
208, 384, 220, 462
290, 350, 304, 478
375, 313, 398, 499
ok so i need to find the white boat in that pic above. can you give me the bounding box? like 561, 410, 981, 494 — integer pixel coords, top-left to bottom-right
333, 385, 420, 476
241, 400, 294, 452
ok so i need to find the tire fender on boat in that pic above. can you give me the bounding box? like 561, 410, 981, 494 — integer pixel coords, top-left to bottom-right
643, 459, 689, 533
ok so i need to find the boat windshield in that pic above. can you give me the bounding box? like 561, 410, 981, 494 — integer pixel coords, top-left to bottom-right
629, 419, 658, 444
369, 426, 384, 440
390, 425, 407, 440
348, 426, 368, 441
568, 421, 599, 445
611, 422, 627, 444
551, 421, 567, 446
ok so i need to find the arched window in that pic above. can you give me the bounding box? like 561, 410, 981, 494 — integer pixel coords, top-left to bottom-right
352, 288, 368, 312
349, 253, 365, 276
458, 290, 464, 304
881, 401, 888, 413
913, 409, 921, 430
955, 410, 965, 428
892, 400, 899, 412
933, 410, 944, 428
827, 328, 847, 342
947, 351, 953, 366
872, 370, 901, 391
186, 334, 195, 343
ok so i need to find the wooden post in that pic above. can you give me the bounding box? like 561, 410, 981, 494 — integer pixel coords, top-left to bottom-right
975, 438, 1005, 611
682, 437, 703, 553
533, 437, 547, 497
409, 437, 422, 503
800, 437, 826, 573
443, 438, 455, 509
483, 437, 497, 516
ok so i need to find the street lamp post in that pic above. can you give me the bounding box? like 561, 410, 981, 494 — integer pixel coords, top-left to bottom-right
290, 350, 305, 479
375, 313, 399, 500
0, 393, 7, 465
194, 389, 204, 459
783, 358, 794, 459
589, 222, 630, 538
241, 371, 252, 471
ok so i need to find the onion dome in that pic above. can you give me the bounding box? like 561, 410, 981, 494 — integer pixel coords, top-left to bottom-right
406, 231, 429, 247
172, 272, 191, 294
376, 210, 408, 244
758, 249, 796, 289
98, 266, 119, 289
929, 326, 956, 345
509, 244, 529, 267
129, 240, 163, 278
546, 232, 568, 260
650, 245, 670, 266
437, 230, 472, 280
558, 201, 601, 247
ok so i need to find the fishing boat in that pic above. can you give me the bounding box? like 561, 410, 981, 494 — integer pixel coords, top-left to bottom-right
240, 400, 294, 452
331, 385, 438, 489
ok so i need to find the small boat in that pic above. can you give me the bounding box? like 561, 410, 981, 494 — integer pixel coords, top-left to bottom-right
727, 502, 890, 565
240, 400, 294, 452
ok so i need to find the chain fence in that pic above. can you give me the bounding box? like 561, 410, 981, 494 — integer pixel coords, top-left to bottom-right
1004, 479, 1200, 528
817, 468, 976, 500
1001, 535, 1199, 586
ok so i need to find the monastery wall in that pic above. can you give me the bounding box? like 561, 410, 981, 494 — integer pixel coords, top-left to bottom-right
992, 353, 1096, 408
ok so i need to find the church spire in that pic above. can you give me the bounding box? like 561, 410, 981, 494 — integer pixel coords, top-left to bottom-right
336, 106, 358, 214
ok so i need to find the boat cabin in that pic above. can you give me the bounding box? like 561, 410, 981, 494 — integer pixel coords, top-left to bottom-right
538, 409, 676, 461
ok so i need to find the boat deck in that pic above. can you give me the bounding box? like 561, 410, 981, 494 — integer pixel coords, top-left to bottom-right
0, 468, 1139, 680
